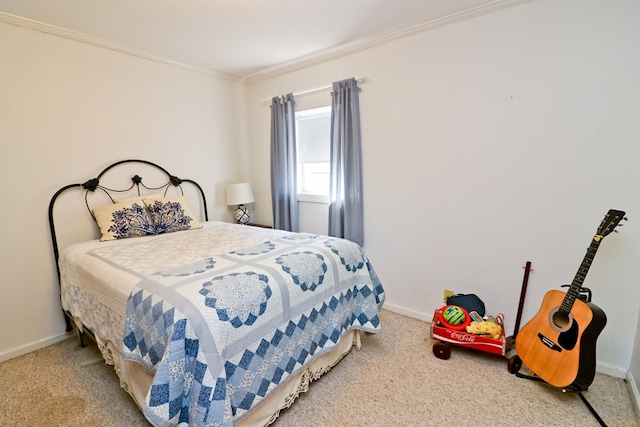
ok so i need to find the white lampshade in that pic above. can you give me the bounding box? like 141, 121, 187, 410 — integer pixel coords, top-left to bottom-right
226, 183, 255, 206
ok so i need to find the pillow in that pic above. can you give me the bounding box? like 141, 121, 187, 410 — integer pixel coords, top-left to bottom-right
143, 196, 202, 235
93, 200, 156, 241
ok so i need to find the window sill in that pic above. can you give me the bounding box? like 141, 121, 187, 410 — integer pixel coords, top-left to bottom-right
298, 193, 329, 204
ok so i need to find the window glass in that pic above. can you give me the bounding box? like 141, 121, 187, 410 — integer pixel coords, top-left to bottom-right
296, 106, 331, 196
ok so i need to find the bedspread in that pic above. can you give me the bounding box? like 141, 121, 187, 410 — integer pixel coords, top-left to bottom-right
117, 227, 384, 426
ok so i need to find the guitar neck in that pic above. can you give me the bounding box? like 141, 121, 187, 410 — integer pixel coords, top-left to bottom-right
560, 236, 602, 313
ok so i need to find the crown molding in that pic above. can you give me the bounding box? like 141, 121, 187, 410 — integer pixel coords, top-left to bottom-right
243, 0, 535, 84
1, 0, 534, 85
0, 11, 240, 81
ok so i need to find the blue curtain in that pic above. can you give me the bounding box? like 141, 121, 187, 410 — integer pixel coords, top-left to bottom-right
270, 94, 298, 231
328, 78, 364, 246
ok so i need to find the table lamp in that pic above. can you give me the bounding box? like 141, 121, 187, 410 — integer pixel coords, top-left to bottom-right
226, 182, 255, 224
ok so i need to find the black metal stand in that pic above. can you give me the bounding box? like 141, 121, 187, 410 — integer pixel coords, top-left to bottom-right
577, 391, 607, 427
514, 371, 607, 426
507, 213, 625, 427
509, 285, 607, 425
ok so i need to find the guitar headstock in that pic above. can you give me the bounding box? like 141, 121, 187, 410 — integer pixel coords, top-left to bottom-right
596, 209, 627, 238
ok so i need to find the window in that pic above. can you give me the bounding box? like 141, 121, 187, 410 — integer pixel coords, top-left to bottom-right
296, 106, 331, 200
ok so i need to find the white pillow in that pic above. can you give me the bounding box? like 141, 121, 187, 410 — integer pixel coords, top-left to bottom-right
143, 196, 203, 235
93, 200, 156, 241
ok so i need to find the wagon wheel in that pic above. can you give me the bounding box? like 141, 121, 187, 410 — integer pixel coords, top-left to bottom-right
432, 342, 451, 360
508, 355, 522, 374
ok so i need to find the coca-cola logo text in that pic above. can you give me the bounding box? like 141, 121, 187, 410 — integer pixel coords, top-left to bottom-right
450, 331, 476, 342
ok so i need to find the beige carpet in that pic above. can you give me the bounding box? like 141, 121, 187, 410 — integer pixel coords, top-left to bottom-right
1, 310, 638, 426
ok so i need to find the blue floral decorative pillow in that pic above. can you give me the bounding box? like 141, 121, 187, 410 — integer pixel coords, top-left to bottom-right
143, 196, 202, 234
93, 195, 202, 241
93, 200, 157, 241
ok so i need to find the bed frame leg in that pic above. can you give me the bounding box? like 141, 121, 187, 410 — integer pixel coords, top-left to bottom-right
76, 329, 87, 348
64, 314, 73, 332
63, 310, 86, 346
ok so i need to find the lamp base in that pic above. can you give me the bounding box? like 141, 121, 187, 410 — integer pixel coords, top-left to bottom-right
233, 204, 251, 224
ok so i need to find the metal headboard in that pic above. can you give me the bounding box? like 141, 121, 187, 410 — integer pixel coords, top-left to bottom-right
48, 159, 208, 332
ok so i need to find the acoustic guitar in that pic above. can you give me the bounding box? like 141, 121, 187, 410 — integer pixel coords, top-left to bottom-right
515, 209, 626, 390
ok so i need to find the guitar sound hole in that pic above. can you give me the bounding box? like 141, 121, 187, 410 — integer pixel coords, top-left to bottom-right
549, 308, 573, 333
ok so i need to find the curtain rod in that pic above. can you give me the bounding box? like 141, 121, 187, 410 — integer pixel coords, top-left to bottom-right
261, 76, 365, 106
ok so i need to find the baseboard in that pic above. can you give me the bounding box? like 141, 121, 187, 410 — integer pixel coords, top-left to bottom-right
382, 302, 432, 323
0, 332, 72, 363
384, 302, 633, 379
627, 370, 640, 417
595, 360, 627, 379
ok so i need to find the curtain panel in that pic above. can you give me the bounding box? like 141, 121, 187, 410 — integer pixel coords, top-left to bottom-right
328, 78, 364, 246
270, 94, 298, 231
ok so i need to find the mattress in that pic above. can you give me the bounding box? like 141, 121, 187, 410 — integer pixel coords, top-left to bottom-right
59, 221, 385, 426
60, 222, 289, 351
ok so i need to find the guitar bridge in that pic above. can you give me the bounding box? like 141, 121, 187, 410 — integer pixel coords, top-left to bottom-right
537, 333, 562, 352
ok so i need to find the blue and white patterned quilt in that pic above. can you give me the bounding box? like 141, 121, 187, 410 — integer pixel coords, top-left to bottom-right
119, 225, 385, 426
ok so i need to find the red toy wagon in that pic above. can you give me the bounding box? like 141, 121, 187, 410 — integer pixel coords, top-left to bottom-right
429, 308, 508, 360
429, 262, 533, 360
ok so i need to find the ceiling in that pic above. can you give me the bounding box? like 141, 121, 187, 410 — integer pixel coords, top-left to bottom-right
0, 0, 523, 81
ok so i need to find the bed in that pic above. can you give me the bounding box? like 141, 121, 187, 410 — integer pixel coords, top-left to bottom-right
48, 159, 385, 427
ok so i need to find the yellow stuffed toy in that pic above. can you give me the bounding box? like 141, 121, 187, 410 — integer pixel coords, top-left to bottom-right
465, 321, 502, 339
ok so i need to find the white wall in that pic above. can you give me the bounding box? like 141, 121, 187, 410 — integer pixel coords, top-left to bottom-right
0, 22, 247, 360
245, 0, 640, 376
298, 200, 329, 235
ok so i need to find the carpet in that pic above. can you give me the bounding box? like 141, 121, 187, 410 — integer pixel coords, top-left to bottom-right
1, 310, 638, 426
